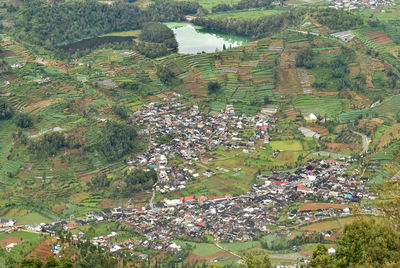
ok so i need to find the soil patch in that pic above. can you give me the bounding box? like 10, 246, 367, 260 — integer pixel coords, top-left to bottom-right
367, 31, 393, 45
276, 49, 302, 95
326, 142, 362, 151
300, 203, 349, 211
0, 236, 24, 247
52, 204, 67, 212
97, 199, 118, 208
319, 48, 341, 53
26, 238, 55, 262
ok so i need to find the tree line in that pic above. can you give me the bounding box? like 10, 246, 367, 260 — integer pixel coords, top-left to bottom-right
15, 0, 200, 47
212, 0, 274, 13
193, 10, 305, 39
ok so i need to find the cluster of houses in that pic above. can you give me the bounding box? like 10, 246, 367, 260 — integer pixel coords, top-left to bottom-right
0, 159, 379, 261
128, 101, 276, 193
328, 0, 393, 10
96, 159, 377, 251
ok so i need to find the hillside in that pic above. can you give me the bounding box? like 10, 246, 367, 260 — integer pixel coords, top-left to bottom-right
1, 0, 400, 266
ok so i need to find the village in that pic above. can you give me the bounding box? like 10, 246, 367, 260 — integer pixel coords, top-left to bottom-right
128, 100, 275, 193
0, 158, 378, 258
0, 101, 379, 256
328, 0, 393, 10
103, 159, 377, 251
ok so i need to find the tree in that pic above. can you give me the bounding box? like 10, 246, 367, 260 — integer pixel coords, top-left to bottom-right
264, 96, 271, 105
335, 218, 400, 267
296, 47, 313, 68
112, 105, 129, 120
58, 258, 73, 268
96, 121, 137, 161
19, 258, 43, 268
28, 132, 66, 158
309, 218, 400, 267
208, 81, 221, 93
43, 257, 58, 268
0, 98, 13, 120
15, 113, 34, 128
157, 65, 176, 85
239, 252, 272, 268
309, 244, 334, 268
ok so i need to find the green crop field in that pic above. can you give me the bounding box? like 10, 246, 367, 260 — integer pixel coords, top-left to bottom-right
207, 8, 285, 19
13, 212, 52, 225
270, 140, 303, 151
220, 241, 261, 253
173, 240, 222, 257
177, 0, 242, 11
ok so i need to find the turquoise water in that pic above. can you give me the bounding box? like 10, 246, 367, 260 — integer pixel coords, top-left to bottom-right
165, 22, 250, 54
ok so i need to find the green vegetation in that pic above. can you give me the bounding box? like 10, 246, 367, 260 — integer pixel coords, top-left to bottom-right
309, 218, 400, 267
1, 0, 400, 265
207, 8, 285, 19
15, 0, 200, 47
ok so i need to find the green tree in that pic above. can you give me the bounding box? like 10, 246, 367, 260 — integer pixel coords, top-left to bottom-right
43, 257, 58, 268
58, 258, 73, 268
336, 219, 400, 267
0, 98, 13, 120
208, 81, 221, 94
309, 244, 334, 268
15, 113, 34, 128
296, 47, 313, 69
239, 252, 272, 268
19, 258, 43, 268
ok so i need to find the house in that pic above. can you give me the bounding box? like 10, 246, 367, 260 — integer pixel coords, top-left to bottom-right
64, 224, 76, 231
180, 196, 194, 202
297, 186, 313, 194
165, 199, 182, 207
0, 219, 15, 227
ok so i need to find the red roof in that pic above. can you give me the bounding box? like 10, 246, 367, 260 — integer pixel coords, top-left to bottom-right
197, 222, 204, 226
212, 194, 232, 200
297, 186, 312, 191
198, 196, 208, 201
261, 125, 268, 130
65, 224, 75, 229
180, 196, 194, 202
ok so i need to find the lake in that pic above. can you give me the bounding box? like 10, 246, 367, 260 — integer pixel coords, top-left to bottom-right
165, 22, 249, 54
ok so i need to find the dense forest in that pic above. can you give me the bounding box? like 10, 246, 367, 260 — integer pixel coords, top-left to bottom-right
193, 10, 304, 39
139, 22, 178, 51
212, 0, 274, 13
15, 0, 200, 47
312, 8, 364, 31
58, 36, 136, 55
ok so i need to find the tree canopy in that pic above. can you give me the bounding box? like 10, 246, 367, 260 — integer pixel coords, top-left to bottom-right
15, 0, 199, 47
0, 98, 13, 120
96, 121, 138, 161
309, 218, 400, 268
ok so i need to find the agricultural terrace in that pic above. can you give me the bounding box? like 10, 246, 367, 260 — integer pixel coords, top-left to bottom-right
206, 8, 286, 19
165, 38, 278, 105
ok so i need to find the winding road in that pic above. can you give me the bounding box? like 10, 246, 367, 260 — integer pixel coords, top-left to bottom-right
352, 131, 369, 154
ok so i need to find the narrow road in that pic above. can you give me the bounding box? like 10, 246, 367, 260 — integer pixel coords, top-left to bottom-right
149, 182, 157, 209
352, 131, 369, 154
215, 240, 242, 259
